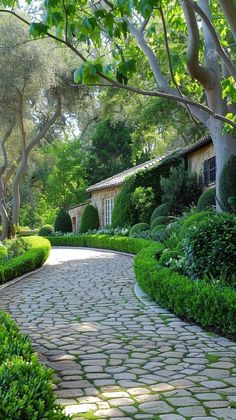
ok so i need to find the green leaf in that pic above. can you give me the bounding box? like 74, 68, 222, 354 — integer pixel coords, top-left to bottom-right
74, 66, 84, 84
29, 22, 49, 38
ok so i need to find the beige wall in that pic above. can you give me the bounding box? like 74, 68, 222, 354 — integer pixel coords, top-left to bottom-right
69, 186, 121, 230
69, 201, 91, 231
91, 186, 121, 227
187, 143, 215, 183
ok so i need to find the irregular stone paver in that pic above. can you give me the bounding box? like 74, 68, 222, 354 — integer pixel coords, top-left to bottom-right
1, 246, 236, 419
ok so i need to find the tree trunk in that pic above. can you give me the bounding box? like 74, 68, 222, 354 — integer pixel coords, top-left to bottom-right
211, 128, 236, 210
0, 203, 9, 240
11, 157, 28, 236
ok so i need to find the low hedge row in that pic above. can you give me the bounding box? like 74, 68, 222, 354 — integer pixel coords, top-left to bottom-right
47, 234, 156, 255
49, 234, 236, 338
0, 311, 68, 419
134, 246, 236, 338
0, 236, 50, 285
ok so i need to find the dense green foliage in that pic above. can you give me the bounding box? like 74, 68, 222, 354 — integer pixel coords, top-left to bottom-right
129, 223, 149, 235
54, 208, 72, 233
112, 153, 182, 227
183, 213, 236, 283
4, 237, 30, 258
134, 245, 236, 338
0, 244, 7, 260
219, 155, 236, 212
0, 311, 68, 419
197, 188, 216, 211
131, 186, 155, 223
0, 237, 50, 285
150, 204, 169, 223
150, 216, 170, 230
79, 205, 99, 233
39, 225, 54, 236
179, 211, 212, 238
160, 164, 202, 215
86, 119, 133, 184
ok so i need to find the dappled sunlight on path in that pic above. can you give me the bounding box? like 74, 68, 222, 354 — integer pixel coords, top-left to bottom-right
1, 247, 236, 419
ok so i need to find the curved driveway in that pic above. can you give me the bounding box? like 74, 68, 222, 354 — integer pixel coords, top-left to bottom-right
1, 247, 236, 419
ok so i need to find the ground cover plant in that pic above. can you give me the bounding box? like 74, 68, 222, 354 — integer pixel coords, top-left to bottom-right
0, 311, 68, 419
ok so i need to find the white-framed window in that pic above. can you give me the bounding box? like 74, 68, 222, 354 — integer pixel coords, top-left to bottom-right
104, 197, 114, 226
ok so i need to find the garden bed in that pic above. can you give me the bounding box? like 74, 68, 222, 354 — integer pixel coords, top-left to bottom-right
48, 234, 236, 339
0, 236, 50, 285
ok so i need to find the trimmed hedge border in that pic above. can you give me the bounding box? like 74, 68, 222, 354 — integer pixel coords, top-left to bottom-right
0, 236, 50, 285
47, 234, 157, 255
48, 235, 236, 338
0, 311, 68, 419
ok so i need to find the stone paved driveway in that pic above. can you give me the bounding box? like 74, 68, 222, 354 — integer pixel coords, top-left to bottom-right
1, 247, 236, 420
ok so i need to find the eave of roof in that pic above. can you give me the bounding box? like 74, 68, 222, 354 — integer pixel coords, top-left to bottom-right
86, 135, 212, 193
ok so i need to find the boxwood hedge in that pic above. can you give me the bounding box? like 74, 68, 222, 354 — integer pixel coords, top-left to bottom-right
0, 236, 50, 285
0, 311, 68, 419
49, 234, 236, 338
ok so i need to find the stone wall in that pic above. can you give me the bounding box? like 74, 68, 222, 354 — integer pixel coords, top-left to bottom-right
69, 201, 91, 231
91, 186, 121, 227
187, 143, 215, 184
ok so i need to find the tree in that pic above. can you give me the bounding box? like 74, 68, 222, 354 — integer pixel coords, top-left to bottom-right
86, 119, 133, 184
0, 17, 62, 238
1, 0, 236, 209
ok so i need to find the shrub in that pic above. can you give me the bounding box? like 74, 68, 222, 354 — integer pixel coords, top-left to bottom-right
197, 188, 216, 211
159, 249, 180, 266
183, 213, 236, 283
152, 224, 167, 232
0, 311, 68, 419
179, 210, 212, 238
129, 223, 149, 235
0, 237, 50, 285
0, 243, 7, 260
151, 216, 170, 230
112, 152, 183, 227
39, 225, 54, 236
134, 246, 236, 338
4, 237, 30, 258
47, 234, 158, 255
160, 163, 202, 215
131, 186, 155, 223
54, 208, 72, 233
150, 203, 169, 223
79, 204, 99, 233
220, 155, 236, 212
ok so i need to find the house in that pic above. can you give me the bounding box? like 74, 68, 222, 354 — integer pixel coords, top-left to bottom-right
69, 136, 215, 230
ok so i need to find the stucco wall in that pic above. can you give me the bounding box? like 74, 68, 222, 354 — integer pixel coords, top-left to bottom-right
91, 185, 121, 227
69, 201, 91, 231
187, 143, 215, 182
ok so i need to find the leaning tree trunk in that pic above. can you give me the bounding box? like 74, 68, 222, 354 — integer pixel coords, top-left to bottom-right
11, 156, 28, 237
0, 198, 9, 240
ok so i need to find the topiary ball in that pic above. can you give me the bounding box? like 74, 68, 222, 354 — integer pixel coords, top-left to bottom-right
220, 155, 236, 212
54, 208, 72, 233
150, 216, 170, 230
152, 224, 167, 232
197, 188, 216, 211
129, 223, 149, 235
38, 225, 54, 236
150, 203, 169, 223
79, 204, 99, 233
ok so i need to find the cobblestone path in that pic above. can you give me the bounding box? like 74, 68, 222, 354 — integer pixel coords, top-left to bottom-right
1, 247, 236, 420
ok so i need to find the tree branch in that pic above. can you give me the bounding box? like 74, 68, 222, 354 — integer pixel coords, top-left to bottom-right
1, 8, 236, 129
26, 94, 61, 153
180, 0, 215, 90
159, 5, 199, 125
185, 0, 236, 84
219, 0, 236, 42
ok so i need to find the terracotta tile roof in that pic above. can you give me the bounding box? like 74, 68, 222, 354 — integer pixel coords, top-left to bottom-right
86, 135, 212, 193
86, 155, 167, 192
